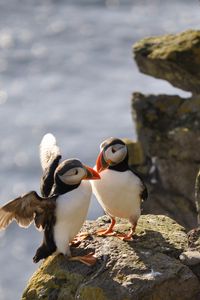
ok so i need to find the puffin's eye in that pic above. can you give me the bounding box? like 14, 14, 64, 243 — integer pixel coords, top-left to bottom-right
75, 169, 78, 175
112, 147, 116, 153
111, 144, 123, 153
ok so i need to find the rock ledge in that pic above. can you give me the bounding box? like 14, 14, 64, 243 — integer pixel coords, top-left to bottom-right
22, 215, 200, 300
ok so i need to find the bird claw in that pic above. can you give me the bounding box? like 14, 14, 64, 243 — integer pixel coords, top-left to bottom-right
69, 252, 97, 266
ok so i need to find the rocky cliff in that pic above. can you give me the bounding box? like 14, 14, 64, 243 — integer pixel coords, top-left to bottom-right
132, 29, 200, 229
22, 215, 200, 300
195, 169, 200, 225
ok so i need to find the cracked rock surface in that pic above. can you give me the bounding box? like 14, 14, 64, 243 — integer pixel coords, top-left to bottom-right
22, 215, 200, 300
132, 30, 200, 229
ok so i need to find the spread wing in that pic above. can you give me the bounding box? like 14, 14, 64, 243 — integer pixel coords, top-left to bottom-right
0, 191, 56, 230
40, 133, 62, 197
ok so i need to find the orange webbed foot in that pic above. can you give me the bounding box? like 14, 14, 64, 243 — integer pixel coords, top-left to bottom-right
95, 217, 116, 236
116, 224, 137, 241
95, 228, 116, 236
69, 252, 97, 266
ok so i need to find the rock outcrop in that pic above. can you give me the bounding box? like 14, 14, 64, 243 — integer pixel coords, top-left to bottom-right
180, 226, 200, 280
195, 169, 200, 225
132, 30, 200, 229
22, 215, 200, 300
134, 30, 200, 93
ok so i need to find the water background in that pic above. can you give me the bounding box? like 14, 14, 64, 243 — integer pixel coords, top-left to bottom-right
0, 0, 199, 299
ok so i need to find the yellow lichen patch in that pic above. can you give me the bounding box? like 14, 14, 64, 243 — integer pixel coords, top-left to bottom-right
79, 287, 108, 300
133, 30, 200, 92
134, 30, 200, 61
22, 254, 84, 300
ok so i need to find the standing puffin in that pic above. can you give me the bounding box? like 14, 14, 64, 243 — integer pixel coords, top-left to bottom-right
0, 134, 100, 265
91, 137, 147, 240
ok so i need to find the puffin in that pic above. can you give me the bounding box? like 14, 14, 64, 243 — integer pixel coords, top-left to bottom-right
0, 133, 100, 265
91, 137, 148, 240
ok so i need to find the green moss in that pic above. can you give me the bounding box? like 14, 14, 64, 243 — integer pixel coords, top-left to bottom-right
22, 255, 84, 300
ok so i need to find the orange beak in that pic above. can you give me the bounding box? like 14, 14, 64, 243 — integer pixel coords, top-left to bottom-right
96, 151, 109, 173
83, 165, 101, 180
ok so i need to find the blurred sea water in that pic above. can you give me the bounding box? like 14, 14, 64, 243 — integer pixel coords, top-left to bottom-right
0, 0, 199, 299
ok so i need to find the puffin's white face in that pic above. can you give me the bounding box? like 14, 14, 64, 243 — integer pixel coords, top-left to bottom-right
58, 167, 86, 185
103, 143, 128, 165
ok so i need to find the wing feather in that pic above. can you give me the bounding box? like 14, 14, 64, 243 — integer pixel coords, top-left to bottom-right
0, 191, 56, 230
129, 166, 148, 202
40, 133, 61, 171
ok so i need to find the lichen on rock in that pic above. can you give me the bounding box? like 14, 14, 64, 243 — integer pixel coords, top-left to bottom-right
133, 30, 200, 93
22, 215, 200, 300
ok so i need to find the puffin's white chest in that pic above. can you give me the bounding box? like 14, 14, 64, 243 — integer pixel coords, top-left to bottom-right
91, 169, 142, 219
53, 181, 92, 254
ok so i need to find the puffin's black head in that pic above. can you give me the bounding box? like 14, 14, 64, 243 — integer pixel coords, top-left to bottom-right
55, 158, 100, 185
96, 138, 128, 172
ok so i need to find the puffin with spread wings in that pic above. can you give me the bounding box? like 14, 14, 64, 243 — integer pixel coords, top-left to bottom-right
0, 133, 100, 265
91, 137, 148, 240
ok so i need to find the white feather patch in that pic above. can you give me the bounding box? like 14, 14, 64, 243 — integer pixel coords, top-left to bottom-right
40, 133, 60, 171
91, 169, 142, 220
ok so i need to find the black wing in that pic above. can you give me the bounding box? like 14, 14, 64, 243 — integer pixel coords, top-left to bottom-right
40, 155, 61, 197
129, 166, 148, 201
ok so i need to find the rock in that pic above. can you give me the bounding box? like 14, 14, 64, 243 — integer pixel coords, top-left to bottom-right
122, 138, 145, 166
156, 158, 197, 200
180, 251, 200, 266
133, 30, 200, 93
22, 215, 200, 300
132, 92, 200, 229
195, 169, 200, 225
187, 227, 200, 252
132, 93, 200, 161
183, 227, 200, 279
142, 189, 196, 230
